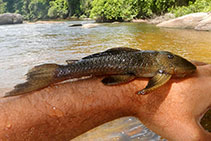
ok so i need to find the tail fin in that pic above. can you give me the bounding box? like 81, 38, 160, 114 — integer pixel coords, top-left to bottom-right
4, 64, 62, 97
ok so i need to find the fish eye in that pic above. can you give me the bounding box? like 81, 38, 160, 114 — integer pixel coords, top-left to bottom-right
168, 54, 174, 59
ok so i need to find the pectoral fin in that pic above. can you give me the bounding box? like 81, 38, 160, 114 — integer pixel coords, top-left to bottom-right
102, 75, 136, 85
138, 72, 172, 95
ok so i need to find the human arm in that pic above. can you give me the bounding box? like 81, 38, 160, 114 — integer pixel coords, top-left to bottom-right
0, 63, 210, 140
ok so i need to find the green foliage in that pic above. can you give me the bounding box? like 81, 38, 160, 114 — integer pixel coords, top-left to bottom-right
80, 0, 92, 17
170, 0, 211, 17
0, 0, 6, 14
90, 0, 180, 21
3, 0, 14, 13
1, 0, 210, 21
135, 0, 153, 18
28, 0, 49, 20
21, 0, 30, 19
152, 0, 176, 15
48, 0, 68, 18
67, 0, 81, 17
90, 0, 138, 22
13, 0, 24, 13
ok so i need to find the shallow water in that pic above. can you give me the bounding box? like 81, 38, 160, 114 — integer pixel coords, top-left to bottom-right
0, 21, 211, 95
0, 21, 211, 140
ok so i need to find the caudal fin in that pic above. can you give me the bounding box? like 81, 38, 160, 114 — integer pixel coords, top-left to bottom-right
4, 64, 62, 97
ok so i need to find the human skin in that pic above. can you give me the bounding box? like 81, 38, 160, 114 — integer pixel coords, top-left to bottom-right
0, 62, 210, 140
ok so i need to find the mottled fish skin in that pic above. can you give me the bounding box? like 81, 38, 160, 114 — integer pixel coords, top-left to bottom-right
57, 50, 195, 78
5, 47, 196, 97
57, 51, 157, 78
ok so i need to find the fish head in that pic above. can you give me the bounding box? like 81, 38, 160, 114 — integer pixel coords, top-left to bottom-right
157, 51, 196, 77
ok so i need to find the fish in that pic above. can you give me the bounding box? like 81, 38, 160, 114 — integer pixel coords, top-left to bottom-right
4, 47, 196, 97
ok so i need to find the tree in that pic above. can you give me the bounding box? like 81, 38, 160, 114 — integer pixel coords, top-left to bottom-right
90, 0, 138, 22
21, 0, 30, 19
48, 0, 68, 18
28, 0, 50, 20
0, 0, 6, 14
80, 0, 93, 17
3, 0, 14, 13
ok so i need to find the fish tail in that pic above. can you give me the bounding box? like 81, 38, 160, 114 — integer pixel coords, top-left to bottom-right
4, 63, 63, 97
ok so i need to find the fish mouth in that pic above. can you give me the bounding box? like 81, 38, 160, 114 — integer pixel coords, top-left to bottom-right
172, 57, 197, 77
173, 67, 196, 77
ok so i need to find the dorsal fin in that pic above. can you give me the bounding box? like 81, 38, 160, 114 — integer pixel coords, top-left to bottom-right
82, 47, 140, 59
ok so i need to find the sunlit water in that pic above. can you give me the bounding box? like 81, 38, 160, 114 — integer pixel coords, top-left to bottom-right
0, 21, 211, 140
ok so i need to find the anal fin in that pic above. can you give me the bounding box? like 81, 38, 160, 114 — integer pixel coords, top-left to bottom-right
102, 75, 136, 85
138, 72, 172, 95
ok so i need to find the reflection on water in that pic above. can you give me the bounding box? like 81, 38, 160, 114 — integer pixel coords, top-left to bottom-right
73, 117, 166, 141
0, 21, 211, 140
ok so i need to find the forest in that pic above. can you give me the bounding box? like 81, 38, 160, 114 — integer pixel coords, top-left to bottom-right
0, 0, 210, 22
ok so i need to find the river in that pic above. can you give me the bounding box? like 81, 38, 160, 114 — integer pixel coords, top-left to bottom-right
0, 21, 211, 140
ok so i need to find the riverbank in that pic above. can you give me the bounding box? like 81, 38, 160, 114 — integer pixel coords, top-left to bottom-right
1, 11, 210, 31
25, 12, 211, 31
132, 12, 211, 31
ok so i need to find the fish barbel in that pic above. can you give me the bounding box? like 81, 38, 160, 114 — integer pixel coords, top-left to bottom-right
5, 47, 196, 97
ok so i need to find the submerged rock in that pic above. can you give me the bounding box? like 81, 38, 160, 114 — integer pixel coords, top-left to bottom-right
157, 12, 211, 31
69, 23, 100, 28
0, 13, 23, 25
82, 23, 100, 28
69, 24, 83, 27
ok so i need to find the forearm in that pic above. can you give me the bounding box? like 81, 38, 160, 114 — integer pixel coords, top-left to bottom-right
0, 78, 147, 140
0, 64, 210, 140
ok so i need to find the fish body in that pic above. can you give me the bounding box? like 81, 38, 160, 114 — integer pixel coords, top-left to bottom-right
5, 47, 196, 97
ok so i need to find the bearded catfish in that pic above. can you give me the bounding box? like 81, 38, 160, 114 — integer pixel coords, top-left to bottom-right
5, 47, 196, 97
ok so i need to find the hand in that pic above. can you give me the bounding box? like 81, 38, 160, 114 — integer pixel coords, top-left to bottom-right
0, 62, 210, 140
132, 61, 211, 140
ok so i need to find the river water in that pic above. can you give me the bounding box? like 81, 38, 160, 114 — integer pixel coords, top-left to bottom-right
0, 21, 211, 140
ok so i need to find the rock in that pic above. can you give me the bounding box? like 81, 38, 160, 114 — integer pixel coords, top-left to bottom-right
69, 24, 83, 27
0, 13, 23, 25
157, 12, 211, 31
195, 13, 211, 31
112, 21, 120, 24
68, 23, 100, 28
131, 19, 148, 23
149, 13, 175, 24
82, 23, 100, 28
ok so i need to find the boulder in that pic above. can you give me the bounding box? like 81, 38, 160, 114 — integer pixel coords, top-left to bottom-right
0, 13, 23, 25
195, 13, 211, 31
157, 12, 211, 31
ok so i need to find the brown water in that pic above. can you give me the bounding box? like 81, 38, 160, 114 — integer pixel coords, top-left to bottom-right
0, 21, 210, 140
